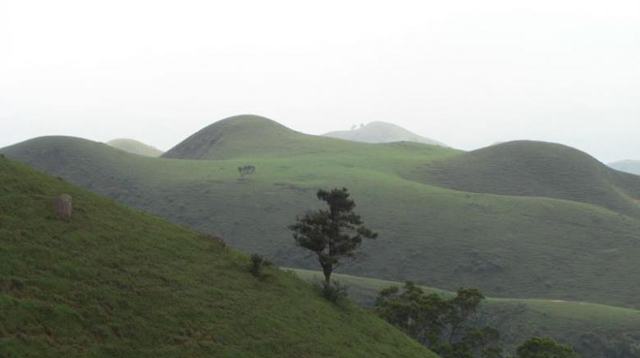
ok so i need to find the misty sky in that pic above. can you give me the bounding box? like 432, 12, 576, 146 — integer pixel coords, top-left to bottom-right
1, 0, 638, 163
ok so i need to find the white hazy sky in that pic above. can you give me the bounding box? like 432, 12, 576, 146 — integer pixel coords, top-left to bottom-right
1, 0, 638, 162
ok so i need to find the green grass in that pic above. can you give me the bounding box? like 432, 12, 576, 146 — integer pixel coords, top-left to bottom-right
2, 116, 640, 314
161, 114, 391, 160
291, 269, 640, 358
0, 157, 437, 358
106, 139, 163, 157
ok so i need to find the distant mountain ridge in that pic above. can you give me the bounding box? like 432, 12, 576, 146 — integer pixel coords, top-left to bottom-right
107, 138, 163, 157
323, 121, 447, 146
609, 160, 640, 176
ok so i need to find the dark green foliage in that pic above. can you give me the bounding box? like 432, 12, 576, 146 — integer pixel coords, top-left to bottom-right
516, 337, 578, 358
463, 327, 503, 358
375, 282, 501, 358
376, 283, 576, 358
376, 282, 447, 346
289, 188, 377, 288
249, 253, 266, 278
446, 288, 486, 343
294, 268, 640, 358
238, 164, 256, 178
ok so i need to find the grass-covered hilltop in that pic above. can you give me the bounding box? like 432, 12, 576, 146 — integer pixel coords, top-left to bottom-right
410, 141, 640, 218
0, 156, 436, 358
2, 114, 640, 356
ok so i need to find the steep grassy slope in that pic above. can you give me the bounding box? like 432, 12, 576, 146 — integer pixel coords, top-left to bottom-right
323, 121, 447, 146
610, 160, 640, 176
0, 157, 437, 358
293, 269, 640, 358
3, 118, 640, 311
409, 141, 640, 218
107, 138, 163, 157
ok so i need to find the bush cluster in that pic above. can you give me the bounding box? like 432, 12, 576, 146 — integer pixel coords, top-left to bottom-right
249, 253, 273, 279
321, 280, 348, 303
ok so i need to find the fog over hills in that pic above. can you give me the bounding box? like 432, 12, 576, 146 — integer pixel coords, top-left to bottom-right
3, 1, 639, 356
107, 138, 163, 157
609, 160, 640, 176
323, 121, 447, 146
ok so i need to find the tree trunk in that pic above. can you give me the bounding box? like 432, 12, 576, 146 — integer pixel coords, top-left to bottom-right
322, 264, 332, 287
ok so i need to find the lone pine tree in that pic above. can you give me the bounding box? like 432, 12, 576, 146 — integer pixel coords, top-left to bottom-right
289, 188, 377, 287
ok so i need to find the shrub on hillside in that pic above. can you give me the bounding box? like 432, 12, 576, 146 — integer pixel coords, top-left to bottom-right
516, 337, 578, 358
320, 280, 348, 303
249, 253, 272, 279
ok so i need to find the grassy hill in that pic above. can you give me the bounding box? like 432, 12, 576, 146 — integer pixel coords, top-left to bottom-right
162, 114, 369, 160
292, 269, 640, 358
107, 138, 163, 157
409, 141, 640, 218
323, 121, 447, 147
609, 160, 640, 176
3, 117, 640, 313
0, 156, 437, 358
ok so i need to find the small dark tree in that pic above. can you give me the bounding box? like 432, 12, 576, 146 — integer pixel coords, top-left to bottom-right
446, 288, 485, 344
250, 253, 265, 278
289, 188, 377, 287
463, 327, 503, 358
238, 165, 256, 178
375, 281, 446, 346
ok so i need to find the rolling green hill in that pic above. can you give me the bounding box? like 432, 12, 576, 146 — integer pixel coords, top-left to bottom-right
162, 114, 369, 160
2, 116, 640, 313
0, 156, 437, 358
609, 160, 640, 176
107, 138, 163, 157
408, 141, 640, 218
292, 269, 640, 358
323, 121, 447, 147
